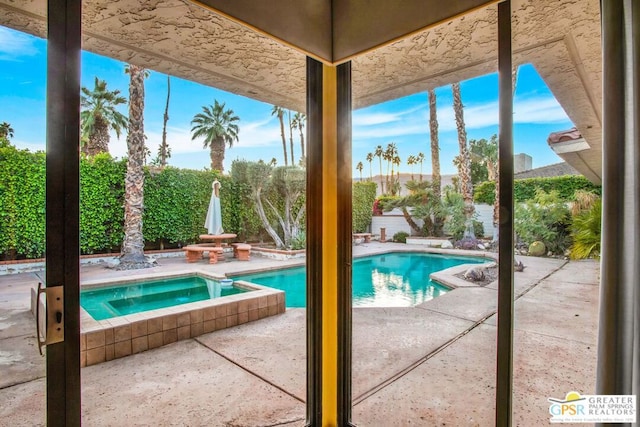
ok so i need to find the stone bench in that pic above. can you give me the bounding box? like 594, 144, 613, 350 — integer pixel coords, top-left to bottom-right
182, 245, 224, 264
231, 243, 252, 261
352, 233, 372, 243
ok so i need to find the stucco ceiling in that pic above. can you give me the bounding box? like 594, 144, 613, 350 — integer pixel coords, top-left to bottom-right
0, 0, 602, 183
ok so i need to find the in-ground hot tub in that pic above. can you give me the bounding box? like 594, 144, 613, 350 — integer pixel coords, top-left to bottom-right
34, 272, 285, 367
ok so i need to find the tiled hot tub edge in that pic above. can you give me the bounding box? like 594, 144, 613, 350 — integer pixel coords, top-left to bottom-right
79, 283, 285, 367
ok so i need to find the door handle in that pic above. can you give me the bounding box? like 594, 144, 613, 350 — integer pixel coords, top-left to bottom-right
36, 283, 64, 356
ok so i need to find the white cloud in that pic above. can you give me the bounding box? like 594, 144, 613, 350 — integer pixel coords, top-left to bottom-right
110, 117, 283, 160
353, 104, 425, 127
10, 139, 45, 152
353, 94, 571, 142
0, 27, 39, 61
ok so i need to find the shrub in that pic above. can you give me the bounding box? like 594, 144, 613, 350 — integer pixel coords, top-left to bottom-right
290, 231, 306, 250
570, 198, 601, 259
393, 231, 409, 243
514, 189, 571, 254
353, 181, 377, 232
376, 195, 400, 212
442, 189, 484, 240
474, 175, 601, 204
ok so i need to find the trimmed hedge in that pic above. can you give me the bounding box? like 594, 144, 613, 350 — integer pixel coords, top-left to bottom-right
1, 148, 382, 259
0, 146, 46, 258
80, 154, 126, 254
474, 175, 601, 204
0, 149, 260, 259
353, 181, 377, 233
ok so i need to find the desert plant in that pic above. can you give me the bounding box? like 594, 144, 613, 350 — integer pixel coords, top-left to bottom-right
442, 188, 483, 240
290, 231, 306, 250
393, 231, 409, 243
571, 189, 599, 216
514, 189, 571, 254
528, 241, 546, 256
570, 198, 601, 259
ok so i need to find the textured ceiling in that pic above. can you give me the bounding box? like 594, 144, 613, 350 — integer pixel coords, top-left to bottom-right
0, 0, 602, 182
194, 0, 496, 63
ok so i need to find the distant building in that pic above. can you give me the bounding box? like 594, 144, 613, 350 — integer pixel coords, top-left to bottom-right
514, 153, 532, 174
514, 162, 580, 179
355, 173, 456, 197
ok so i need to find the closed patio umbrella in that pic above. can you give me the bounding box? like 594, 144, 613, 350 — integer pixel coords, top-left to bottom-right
204, 179, 224, 235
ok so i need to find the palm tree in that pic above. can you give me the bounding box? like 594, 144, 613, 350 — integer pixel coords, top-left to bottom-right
428, 89, 441, 200
158, 75, 171, 167
292, 112, 306, 162
191, 100, 240, 172
0, 122, 14, 139
384, 143, 399, 195
393, 154, 401, 196
416, 152, 425, 182
80, 77, 128, 156
366, 152, 374, 181
287, 110, 295, 165
452, 82, 475, 238
374, 145, 384, 194
271, 105, 287, 166
119, 64, 153, 269
383, 147, 392, 193
407, 155, 417, 181
356, 161, 364, 181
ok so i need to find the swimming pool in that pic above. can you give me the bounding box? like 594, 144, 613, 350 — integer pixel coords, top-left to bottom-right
81, 276, 250, 320
232, 252, 485, 307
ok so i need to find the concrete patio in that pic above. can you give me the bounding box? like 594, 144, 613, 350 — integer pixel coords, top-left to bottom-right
0, 243, 599, 426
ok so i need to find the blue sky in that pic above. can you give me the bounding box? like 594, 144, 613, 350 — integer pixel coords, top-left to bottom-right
0, 26, 573, 176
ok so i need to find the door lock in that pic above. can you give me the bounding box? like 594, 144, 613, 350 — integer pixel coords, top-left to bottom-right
36, 283, 64, 355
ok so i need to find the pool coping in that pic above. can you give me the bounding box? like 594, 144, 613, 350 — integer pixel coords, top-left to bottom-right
227, 247, 498, 295
33, 270, 286, 367
33, 247, 496, 367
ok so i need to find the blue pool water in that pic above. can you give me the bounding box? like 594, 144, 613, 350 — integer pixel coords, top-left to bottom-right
81, 276, 249, 320
233, 252, 485, 308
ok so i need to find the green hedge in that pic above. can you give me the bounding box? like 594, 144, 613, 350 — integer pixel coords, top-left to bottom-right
1, 148, 382, 259
0, 149, 260, 259
474, 175, 601, 204
80, 154, 126, 253
353, 181, 377, 233
0, 146, 46, 258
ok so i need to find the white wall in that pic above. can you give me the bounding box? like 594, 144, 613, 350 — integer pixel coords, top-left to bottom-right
370, 204, 495, 239
474, 203, 495, 239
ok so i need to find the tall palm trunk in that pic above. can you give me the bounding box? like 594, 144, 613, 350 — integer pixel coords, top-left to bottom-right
288, 110, 295, 165
452, 82, 475, 238
428, 89, 444, 236
278, 112, 288, 166
210, 137, 225, 171
378, 157, 384, 194
88, 116, 110, 156
159, 75, 171, 166
120, 64, 153, 269
428, 89, 441, 199
298, 123, 305, 161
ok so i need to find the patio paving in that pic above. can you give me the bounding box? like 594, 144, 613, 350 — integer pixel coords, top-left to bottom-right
0, 244, 599, 426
